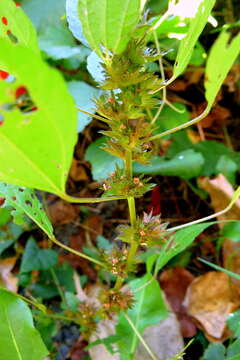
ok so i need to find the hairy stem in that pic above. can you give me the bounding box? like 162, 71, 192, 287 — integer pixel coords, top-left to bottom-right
61, 192, 128, 204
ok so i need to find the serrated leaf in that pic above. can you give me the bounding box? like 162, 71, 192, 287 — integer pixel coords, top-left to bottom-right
0, 39, 77, 196
77, 0, 141, 57
0, 288, 48, 360
0, 0, 38, 53
66, 0, 89, 46
205, 31, 240, 109
20, 238, 58, 273
0, 183, 53, 238
172, 0, 216, 80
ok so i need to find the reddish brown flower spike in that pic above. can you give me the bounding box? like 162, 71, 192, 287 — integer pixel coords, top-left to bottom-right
0, 70, 9, 80
15, 86, 27, 98
1, 17, 8, 26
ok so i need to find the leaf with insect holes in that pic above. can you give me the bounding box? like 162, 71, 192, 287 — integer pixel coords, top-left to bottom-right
0, 182, 53, 238
0, 38, 77, 196
0, 0, 39, 52
0, 288, 48, 360
77, 0, 141, 57
205, 31, 240, 109
172, 0, 216, 80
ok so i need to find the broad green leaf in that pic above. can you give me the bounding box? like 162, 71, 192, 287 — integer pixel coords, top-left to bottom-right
66, 0, 90, 47
87, 51, 105, 83
216, 155, 237, 185
68, 81, 101, 132
0, 183, 53, 238
153, 103, 189, 135
20, 238, 58, 273
203, 343, 226, 360
0, 0, 38, 52
31, 263, 76, 299
227, 339, 240, 358
228, 310, 240, 338
22, 0, 66, 32
222, 222, 240, 242
193, 141, 240, 176
38, 25, 83, 60
172, 0, 216, 80
0, 208, 11, 226
153, 222, 215, 273
134, 149, 204, 180
116, 274, 168, 357
0, 39, 77, 196
0, 288, 48, 360
205, 31, 240, 109
78, 0, 141, 57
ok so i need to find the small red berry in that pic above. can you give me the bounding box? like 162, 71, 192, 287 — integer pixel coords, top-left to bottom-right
1, 17, 8, 26
0, 70, 9, 80
15, 86, 27, 98
0, 198, 5, 206
15, 2, 21, 6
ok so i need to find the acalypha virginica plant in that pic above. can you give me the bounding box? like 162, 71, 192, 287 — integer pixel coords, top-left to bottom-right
0, 0, 240, 359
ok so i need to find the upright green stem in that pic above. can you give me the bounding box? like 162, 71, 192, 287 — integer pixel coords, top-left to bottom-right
114, 149, 138, 290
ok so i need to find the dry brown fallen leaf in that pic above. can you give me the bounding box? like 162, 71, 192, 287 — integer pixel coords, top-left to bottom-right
135, 297, 184, 360
198, 174, 240, 225
183, 271, 240, 340
70, 159, 89, 182
198, 174, 240, 279
48, 199, 79, 225
159, 266, 197, 337
0, 256, 18, 292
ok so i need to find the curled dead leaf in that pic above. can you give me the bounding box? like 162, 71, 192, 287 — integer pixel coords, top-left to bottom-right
0, 256, 18, 292
183, 271, 240, 340
159, 267, 196, 337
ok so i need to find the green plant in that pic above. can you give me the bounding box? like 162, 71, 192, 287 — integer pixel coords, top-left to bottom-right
0, 0, 240, 359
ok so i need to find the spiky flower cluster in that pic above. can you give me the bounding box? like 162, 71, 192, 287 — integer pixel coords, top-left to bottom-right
102, 166, 154, 197
100, 246, 136, 277
117, 211, 172, 247
77, 302, 98, 340
99, 288, 134, 318
94, 38, 164, 163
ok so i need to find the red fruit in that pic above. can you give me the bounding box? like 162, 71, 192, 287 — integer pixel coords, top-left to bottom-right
0, 70, 9, 80
1, 17, 8, 26
15, 86, 27, 98
15, 2, 21, 6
